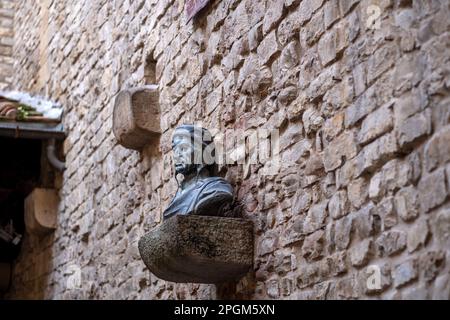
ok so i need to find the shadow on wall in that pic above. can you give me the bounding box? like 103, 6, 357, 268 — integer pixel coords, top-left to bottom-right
6, 232, 55, 299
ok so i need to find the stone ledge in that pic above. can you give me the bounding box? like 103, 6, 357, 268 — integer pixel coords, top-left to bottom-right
138, 215, 254, 284
113, 86, 160, 150
24, 188, 58, 236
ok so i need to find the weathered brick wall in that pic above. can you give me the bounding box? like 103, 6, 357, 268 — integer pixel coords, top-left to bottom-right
0, 0, 14, 89
6, 0, 450, 299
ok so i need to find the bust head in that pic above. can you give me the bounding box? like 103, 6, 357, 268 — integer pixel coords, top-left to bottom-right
172, 125, 216, 177
163, 125, 233, 220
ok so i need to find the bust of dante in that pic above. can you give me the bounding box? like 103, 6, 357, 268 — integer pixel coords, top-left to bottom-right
163, 125, 234, 220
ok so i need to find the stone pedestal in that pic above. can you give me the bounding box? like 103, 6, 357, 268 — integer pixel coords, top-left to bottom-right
24, 188, 58, 236
138, 215, 253, 284
113, 86, 160, 150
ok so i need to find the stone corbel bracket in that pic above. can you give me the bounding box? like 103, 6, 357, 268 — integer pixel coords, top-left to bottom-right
24, 188, 59, 236
138, 215, 254, 284
113, 85, 161, 150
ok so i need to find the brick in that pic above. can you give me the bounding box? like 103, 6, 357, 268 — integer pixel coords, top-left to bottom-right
301, 10, 325, 46
280, 40, 300, 71
257, 30, 280, 65
323, 112, 344, 143
303, 107, 324, 135
420, 251, 446, 283
354, 202, 378, 239
277, 11, 301, 46
434, 209, 450, 247
352, 62, 366, 97
424, 126, 450, 172
263, 0, 285, 34
350, 239, 372, 267
302, 230, 325, 261
355, 133, 399, 176
407, 218, 429, 253
347, 177, 368, 209
324, 0, 340, 29
377, 197, 397, 230
301, 201, 329, 235
329, 190, 350, 219
344, 85, 378, 128
393, 259, 418, 288
395, 186, 419, 222
432, 274, 450, 300
376, 230, 407, 257
367, 44, 397, 85
334, 215, 353, 250
298, 0, 325, 26
394, 90, 426, 125
418, 168, 448, 214
402, 284, 429, 300
339, 0, 359, 16
323, 131, 359, 172
397, 109, 432, 149
358, 102, 394, 145
318, 29, 337, 66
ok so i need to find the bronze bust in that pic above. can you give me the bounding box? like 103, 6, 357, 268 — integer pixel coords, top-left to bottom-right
163, 125, 234, 220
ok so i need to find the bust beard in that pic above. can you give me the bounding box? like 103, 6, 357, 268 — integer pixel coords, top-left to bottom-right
175, 162, 198, 177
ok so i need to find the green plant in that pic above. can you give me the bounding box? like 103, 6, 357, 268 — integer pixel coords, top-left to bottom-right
16, 104, 41, 120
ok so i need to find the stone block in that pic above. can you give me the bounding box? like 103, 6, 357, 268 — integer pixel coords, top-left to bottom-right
358, 102, 394, 146
395, 185, 419, 222
263, 0, 285, 34
434, 209, 450, 247
138, 215, 253, 284
377, 197, 397, 230
329, 190, 350, 219
424, 126, 450, 172
302, 230, 325, 261
323, 131, 358, 172
113, 86, 161, 150
324, 0, 340, 28
376, 230, 406, 257
407, 218, 429, 253
418, 168, 447, 214
420, 250, 445, 282
347, 177, 368, 209
257, 30, 280, 65
433, 274, 450, 300
355, 132, 398, 176
367, 44, 397, 85
339, 0, 359, 16
302, 201, 329, 234
397, 109, 432, 149
301, 10, 325, 46
334, 215, 353, 250
350, 239, 372, 267
318, 29, 337, 66
393, 259, 418, 288
24, 188, 59, 236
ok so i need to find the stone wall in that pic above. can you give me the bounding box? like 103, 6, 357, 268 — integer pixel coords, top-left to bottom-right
6, 0, 450, 299
0, 0, 14, 89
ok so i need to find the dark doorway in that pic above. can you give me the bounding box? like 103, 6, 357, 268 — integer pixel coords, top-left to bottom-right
0, 137, 41, 266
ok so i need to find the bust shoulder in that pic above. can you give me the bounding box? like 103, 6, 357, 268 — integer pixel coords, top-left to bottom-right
192, 177, 234, 216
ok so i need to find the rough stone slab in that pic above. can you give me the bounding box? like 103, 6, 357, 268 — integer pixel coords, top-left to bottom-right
113, 86, 161, 150
138, 215, 254, 284
24, 188, 58, 236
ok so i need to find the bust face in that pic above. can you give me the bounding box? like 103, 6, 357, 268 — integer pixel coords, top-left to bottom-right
172, 134, 196, 175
